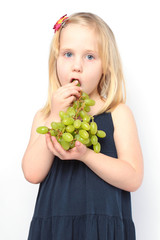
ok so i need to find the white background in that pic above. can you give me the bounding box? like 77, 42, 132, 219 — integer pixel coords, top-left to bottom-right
0, 0, 160, 239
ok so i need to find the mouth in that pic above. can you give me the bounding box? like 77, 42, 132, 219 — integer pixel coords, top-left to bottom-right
70, 78, 81, 85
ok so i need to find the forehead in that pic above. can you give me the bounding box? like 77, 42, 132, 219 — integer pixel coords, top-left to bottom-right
59, 24, 99, 51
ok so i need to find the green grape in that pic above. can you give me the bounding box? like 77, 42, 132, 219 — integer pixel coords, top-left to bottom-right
57, 137, 61, 144
91, 135, 98, 145
86, 138, 92, 147
59, 111, 68, 119
81, 92, 89, 99
79, 129, 89, 139
49, 129, 57, 136
97, 130, 106, 138
70, 141, 75, 149
83, 115, 91, 122
81, 122, 90, 131
93, 142, 101, 153
62, 133, 73, 142
90, 122, 97, 135
79, 110, 87, 119
57, 122, 65, 130
75, 134, 79, 139
66, 125, 75, 133
66, 107, 76, 117
36, 79, 106, 153
71, 131, 76, 138
62, 117, 74, 125
83, 138, 90, 145
84, 105, 90, 112
84, 98, 95, 106
75, 135, 89, 145
62, 127, 66, 133
36, 126, 49, 134
73, 100, 81, 110
74, 119, 81, 128
51, 122, 59, 130
73, 100, 77, 110
61, 138, 70, 150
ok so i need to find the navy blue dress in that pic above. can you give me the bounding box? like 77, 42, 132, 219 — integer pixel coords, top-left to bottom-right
28, 112, 136, 239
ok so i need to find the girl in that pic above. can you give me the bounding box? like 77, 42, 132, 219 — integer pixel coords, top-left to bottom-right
22, 12, 143, 240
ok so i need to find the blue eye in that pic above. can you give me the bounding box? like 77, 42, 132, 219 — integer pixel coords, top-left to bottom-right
86, 54, 94, 60
65, 52, 72, 58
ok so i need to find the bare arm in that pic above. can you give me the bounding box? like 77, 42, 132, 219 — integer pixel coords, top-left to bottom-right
22, 110, 55, 184
22, 81, 82, 184
80, 104, 144, 191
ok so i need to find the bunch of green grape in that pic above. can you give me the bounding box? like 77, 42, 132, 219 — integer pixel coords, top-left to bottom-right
36, 81, 106, 153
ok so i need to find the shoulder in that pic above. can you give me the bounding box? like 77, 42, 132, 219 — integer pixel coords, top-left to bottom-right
33, 109, 46, 125
26, 109, 46, 147
112, 103, 133, 118
111, 103, 138, 140
111, 103, 140, 154
30, 109, 46, 136
111, 104, 143, 191
111, 103, 136, 130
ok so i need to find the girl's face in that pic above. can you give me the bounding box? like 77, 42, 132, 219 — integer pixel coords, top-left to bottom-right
56, 24, 103, 99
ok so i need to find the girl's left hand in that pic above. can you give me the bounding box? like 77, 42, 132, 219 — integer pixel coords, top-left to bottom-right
45, 133, 89, 161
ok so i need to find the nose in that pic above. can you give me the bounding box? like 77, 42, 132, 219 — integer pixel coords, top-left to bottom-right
72, 57, 83, 73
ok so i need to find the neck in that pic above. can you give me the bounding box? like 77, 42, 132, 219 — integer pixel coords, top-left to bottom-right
88, 96, 105, 116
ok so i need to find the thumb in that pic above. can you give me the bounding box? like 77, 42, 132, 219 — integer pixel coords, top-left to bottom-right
74, 141, 88, 161
75, 140, 84, 150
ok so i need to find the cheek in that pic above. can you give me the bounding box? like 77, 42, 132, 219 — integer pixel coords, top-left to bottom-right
56, 59, 70, 86
96, 68, 103, 84
57, 59, 65, 80
57, 57, 63, 70
88, 64, 102, 80
57, 58, 69, 74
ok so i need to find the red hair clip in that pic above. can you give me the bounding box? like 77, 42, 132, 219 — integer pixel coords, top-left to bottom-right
53, 14, 68, 33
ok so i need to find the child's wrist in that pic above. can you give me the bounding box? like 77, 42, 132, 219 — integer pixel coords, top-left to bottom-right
79, 148, 93, 163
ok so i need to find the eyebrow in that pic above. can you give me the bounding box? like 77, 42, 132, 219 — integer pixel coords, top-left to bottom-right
60, 48, 98, 54
84, 49, 98, 54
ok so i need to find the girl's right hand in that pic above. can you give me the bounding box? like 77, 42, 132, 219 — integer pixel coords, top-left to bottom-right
49, 80, 82, 121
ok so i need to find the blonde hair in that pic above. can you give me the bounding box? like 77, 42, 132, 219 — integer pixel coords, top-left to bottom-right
42, 12, 126, 117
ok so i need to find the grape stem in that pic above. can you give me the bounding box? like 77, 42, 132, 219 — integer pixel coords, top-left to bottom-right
75, 101, 86, 119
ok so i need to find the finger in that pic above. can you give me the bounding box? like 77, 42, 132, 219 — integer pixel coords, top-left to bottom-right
54, 87, 81, 101
45, 134, 55, 152
59, 85, 82, 95
75, 141, 85, 150
57, 80, 81, 90
60, 83, 82, 93
65, 80, 81, 87
65, 95, 77, 105
51, 136, 68, 159
63, 89, 81, 99
45, 134, 61, 156
67, 141, 84, 153
74, 141, 88, 161
71, 80, 79, 85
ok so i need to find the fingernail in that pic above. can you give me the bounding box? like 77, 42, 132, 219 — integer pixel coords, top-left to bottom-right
76, 141, 80, 146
